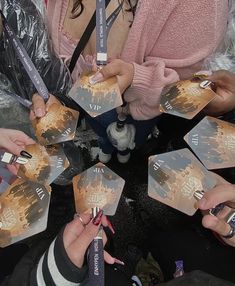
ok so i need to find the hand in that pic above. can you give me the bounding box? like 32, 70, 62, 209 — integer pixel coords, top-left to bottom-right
89, 59, 134, 94
0, 128, 35, 174
203, 70, 235, 116
63, 212, 123, 268
30, 93, 62, 120
198, 173, 235, 247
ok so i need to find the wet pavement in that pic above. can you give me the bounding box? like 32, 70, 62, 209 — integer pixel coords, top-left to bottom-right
1, 100, 235, 282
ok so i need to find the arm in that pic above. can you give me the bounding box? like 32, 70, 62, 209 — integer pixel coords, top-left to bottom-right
1, 231, 88, 286
89, 0, 228, 120
1, 213, 119, 285
126, 59, 179, 120
119, 0, 228, 120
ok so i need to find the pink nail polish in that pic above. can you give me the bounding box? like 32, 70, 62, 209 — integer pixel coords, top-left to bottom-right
107, 218, 115, 234
89, 72, 104, 85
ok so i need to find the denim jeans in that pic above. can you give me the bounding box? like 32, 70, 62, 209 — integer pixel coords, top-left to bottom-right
86, 108, 160, 155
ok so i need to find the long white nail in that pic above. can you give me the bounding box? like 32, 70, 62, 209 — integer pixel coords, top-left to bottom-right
89, 72, 104, 85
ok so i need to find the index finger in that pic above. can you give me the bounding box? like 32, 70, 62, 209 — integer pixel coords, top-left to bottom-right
32, 93, 46, 118
198, 184, 235, 210
63, 213, 92, 247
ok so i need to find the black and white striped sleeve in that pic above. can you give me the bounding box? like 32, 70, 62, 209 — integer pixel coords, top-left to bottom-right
30, 232, 88, 286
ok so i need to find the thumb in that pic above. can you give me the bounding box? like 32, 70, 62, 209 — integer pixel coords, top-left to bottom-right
198, 184, 235, 210
89, 60, 123, 84
32, 93, 46, 118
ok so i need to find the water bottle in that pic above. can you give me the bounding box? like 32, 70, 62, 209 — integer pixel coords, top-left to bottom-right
106, 114, 135, 163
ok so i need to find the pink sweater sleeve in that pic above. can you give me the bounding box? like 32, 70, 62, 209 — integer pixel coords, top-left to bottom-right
122, 0, 228, 120
127, 59, 179, 120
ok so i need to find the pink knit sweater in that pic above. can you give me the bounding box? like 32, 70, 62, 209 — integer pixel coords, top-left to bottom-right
47, 0, 228, 120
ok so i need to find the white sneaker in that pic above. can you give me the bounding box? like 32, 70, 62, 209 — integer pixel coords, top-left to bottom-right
117, 152, 130, 163
131, 276, 143, 286
98, 150, 112, 163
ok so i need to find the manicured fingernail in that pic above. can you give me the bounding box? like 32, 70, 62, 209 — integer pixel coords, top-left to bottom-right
92, 210, 103, 226
114, 258, 125, 265
20, 151, 32, 159
200, 80, 212, 89
198, 198, 207, 209
107, 218, 115, 234
193, 71, 212, 77
89, 72, 104, 85
35, 108, 45, 117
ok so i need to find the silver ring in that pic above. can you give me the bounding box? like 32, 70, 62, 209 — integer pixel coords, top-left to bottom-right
222, 212, 235, 239
74, 213, 86, 227
222, 227, 235, 239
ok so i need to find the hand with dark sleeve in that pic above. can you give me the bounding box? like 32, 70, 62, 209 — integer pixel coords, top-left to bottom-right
1, 212, 120, 285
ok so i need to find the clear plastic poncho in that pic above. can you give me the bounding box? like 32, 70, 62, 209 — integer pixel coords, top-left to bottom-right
204, 0, 235, 72
0, 0, 73, 105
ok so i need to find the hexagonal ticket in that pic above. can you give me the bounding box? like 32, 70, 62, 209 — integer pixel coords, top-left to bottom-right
69, 72, 122, 117
0, 178, 51, 247
184, 116, 235, 169
73, 162, 125, 215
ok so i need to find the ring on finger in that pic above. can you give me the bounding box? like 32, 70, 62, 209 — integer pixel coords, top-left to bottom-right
222, 212, 235, 239
222, 226, 235, 239
74, 213, 87, 228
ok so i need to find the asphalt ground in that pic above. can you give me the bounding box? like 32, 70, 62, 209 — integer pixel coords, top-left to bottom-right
0, 100, 235, 283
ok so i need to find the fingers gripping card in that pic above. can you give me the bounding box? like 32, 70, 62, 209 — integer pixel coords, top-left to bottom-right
0, 178, 51, 247
17, 144, 70, 185
69, 72, 123, 117
160, 78, 216, 119
184, 116, 235, 169
33, 103, 79, 145
73, 162, 125, 215
148, 148, 216, 215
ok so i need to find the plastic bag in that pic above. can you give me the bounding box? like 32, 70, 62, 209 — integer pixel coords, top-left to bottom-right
204, 0, 235, 72
0, 72, 33, 134
0, 0, 74, 106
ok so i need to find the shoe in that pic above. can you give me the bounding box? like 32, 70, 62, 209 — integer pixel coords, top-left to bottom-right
98, 150, 112, 163
131, 276, 143, 286
117, 152, 130, 163
134, 253, 164, 285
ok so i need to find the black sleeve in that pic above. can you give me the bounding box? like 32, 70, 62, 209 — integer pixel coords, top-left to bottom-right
1, 231, 88, 286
